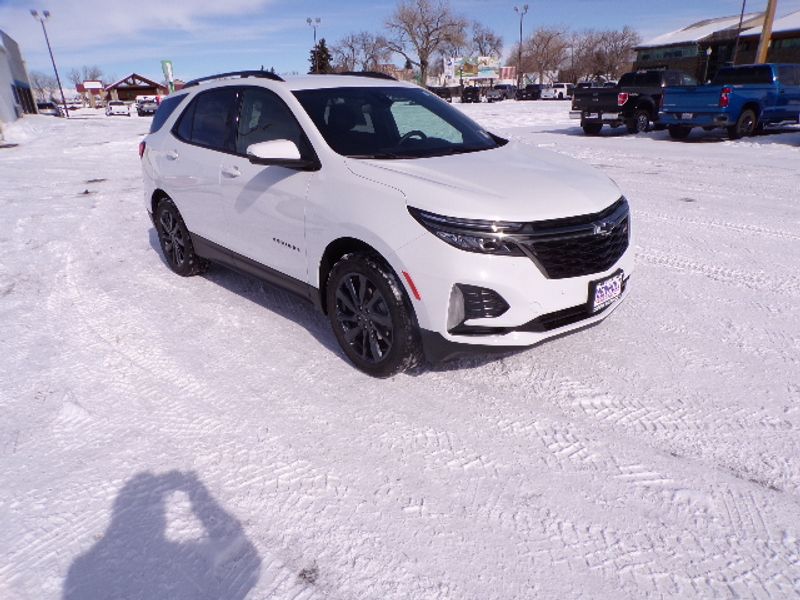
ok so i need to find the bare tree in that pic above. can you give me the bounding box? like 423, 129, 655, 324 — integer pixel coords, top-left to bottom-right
385, 0, 467, 84
597, 27, 641, 80
67, 65, 105, 87
332, 32, 392, 72
470, 22, 502, 57
513, 26, 570, 83
29, 71, 58, 102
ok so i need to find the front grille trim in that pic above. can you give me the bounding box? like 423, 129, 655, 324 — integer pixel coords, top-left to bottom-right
508, 197, 630, 279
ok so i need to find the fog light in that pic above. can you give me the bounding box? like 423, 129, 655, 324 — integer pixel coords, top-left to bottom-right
447, 285, 465, 331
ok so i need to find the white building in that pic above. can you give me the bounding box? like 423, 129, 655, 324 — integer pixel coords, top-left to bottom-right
0, 30, 35, 126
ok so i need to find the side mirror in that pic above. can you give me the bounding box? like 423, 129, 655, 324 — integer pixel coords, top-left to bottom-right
246, 140, 318, 170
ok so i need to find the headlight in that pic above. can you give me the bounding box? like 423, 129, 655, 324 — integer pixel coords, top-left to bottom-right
408, 207, 525, 256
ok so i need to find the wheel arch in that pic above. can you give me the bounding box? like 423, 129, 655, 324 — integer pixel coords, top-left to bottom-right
150, 189, 170, 217
317, 237, 417, 321
740, 102, 762, 120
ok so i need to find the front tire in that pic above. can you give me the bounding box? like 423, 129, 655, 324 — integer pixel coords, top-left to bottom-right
728, 109, 757, 140
154, 198, 208, 277
326, 253, 421, 377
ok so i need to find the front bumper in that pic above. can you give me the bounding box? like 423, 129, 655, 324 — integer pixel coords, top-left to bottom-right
395, 230, 634, 351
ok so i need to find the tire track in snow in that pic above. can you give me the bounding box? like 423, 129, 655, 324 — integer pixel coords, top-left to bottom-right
635, 248, 800, 296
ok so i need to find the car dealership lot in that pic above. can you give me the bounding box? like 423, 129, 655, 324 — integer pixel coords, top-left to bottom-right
1, 104, 799, 599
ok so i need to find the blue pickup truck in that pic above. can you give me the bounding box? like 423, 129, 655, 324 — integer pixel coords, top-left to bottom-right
660, 64, 800, 140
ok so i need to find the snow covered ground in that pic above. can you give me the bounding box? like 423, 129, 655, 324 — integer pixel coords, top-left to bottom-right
1, 102, 799, 599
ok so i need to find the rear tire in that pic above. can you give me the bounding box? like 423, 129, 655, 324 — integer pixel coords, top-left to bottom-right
728, 109, 757, 140
582, 123, 602, 136
626, 109, 650, 134
668, 125, 692, 140
326, 253, 421, 378
154, 198, 209, 277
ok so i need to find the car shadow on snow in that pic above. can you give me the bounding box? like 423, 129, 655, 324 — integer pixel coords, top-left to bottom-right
148, 228, 352, 364
542, 125, 800, 145
61, 470, 261, 600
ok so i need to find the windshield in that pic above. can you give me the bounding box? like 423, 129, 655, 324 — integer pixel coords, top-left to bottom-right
293, 86, 502, 159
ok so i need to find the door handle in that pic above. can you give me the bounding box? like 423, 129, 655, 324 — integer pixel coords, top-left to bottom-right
166, 150, 179, 160
221, 165, 241, 178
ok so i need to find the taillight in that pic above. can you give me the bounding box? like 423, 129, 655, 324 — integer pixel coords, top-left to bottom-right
719, 86, 732, 108
617, 92, 629, 106
138, 140, 146, 159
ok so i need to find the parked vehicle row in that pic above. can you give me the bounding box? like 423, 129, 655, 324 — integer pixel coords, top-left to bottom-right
570, 64, 800, 140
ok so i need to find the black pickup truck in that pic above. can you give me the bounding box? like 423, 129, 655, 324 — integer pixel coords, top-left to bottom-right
570, 70, 697, 135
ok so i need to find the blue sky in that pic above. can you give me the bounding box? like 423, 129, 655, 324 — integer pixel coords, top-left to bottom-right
2, 0, 799, 84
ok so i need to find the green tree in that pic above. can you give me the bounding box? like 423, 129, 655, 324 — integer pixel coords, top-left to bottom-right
309, 38, 334, 74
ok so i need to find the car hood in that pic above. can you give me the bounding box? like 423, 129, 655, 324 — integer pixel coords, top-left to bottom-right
345, 141, 621, 221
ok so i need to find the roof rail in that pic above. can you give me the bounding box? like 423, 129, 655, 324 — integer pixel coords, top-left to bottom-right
184, 70, 285, 88
337, 71, 397, 81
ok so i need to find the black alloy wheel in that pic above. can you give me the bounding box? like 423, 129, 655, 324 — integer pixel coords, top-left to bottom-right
728, 109, 757, 140
155, 198, 208, 277
327, 254, 421, 377
627, 109, 650, 134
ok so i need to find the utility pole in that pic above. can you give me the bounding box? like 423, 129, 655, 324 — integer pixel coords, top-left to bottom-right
307, 17, 321, 74
731, 0, 747, 65
755, 0, 778, 64
30, 9, 69, 118
514, 4, 529, 89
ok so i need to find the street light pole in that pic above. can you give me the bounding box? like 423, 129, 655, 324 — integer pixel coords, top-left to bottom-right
30, 9, 69, 118
514, 5, 529, 89
306, 17, 321, 74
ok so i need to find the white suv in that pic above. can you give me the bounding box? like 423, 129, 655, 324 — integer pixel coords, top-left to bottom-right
141, 71, 632, 377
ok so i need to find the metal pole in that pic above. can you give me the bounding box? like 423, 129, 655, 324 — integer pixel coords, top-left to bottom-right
755, 0, 778, 64
514, 5, 529, 89
32, 11, 69, 118
307, 17, 321, 74
731, 0, 747, 64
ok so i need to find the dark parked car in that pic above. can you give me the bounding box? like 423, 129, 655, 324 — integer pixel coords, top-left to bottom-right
36, 101, 64, 117
427, 86, 453, 103
515, 84, 543, 100
486, 84, 517, 102
461, 87, 483, 103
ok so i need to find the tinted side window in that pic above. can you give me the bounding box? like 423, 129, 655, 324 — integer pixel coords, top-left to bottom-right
236, 87, 304, 154
778, 65, 800, 86
713, 66, 774, 85
149, 94, 186, 133
175, 88, 238, 152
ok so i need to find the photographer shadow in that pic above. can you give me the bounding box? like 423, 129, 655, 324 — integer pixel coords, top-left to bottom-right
62, 470, 261, 600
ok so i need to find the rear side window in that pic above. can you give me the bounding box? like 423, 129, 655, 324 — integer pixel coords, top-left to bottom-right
149, 94, 185, 133
173, 88, 238, 152
712, 66, 774, 85
777, 65, 800, 86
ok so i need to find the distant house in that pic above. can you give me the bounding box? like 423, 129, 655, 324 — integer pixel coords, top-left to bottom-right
635, 10, 800, 81
104, 73, 167, 102
0, 30, 36, 125
77, 81, 105, 108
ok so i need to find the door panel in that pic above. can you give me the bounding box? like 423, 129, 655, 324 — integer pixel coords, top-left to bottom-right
220, 86, 314, 283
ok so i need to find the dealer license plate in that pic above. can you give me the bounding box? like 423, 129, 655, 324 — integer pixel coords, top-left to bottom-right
681, 112, 693, 119
590, 271, 624, 313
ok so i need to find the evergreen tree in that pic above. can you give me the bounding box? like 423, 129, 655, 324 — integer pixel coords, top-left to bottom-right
309, 38, 334, 74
